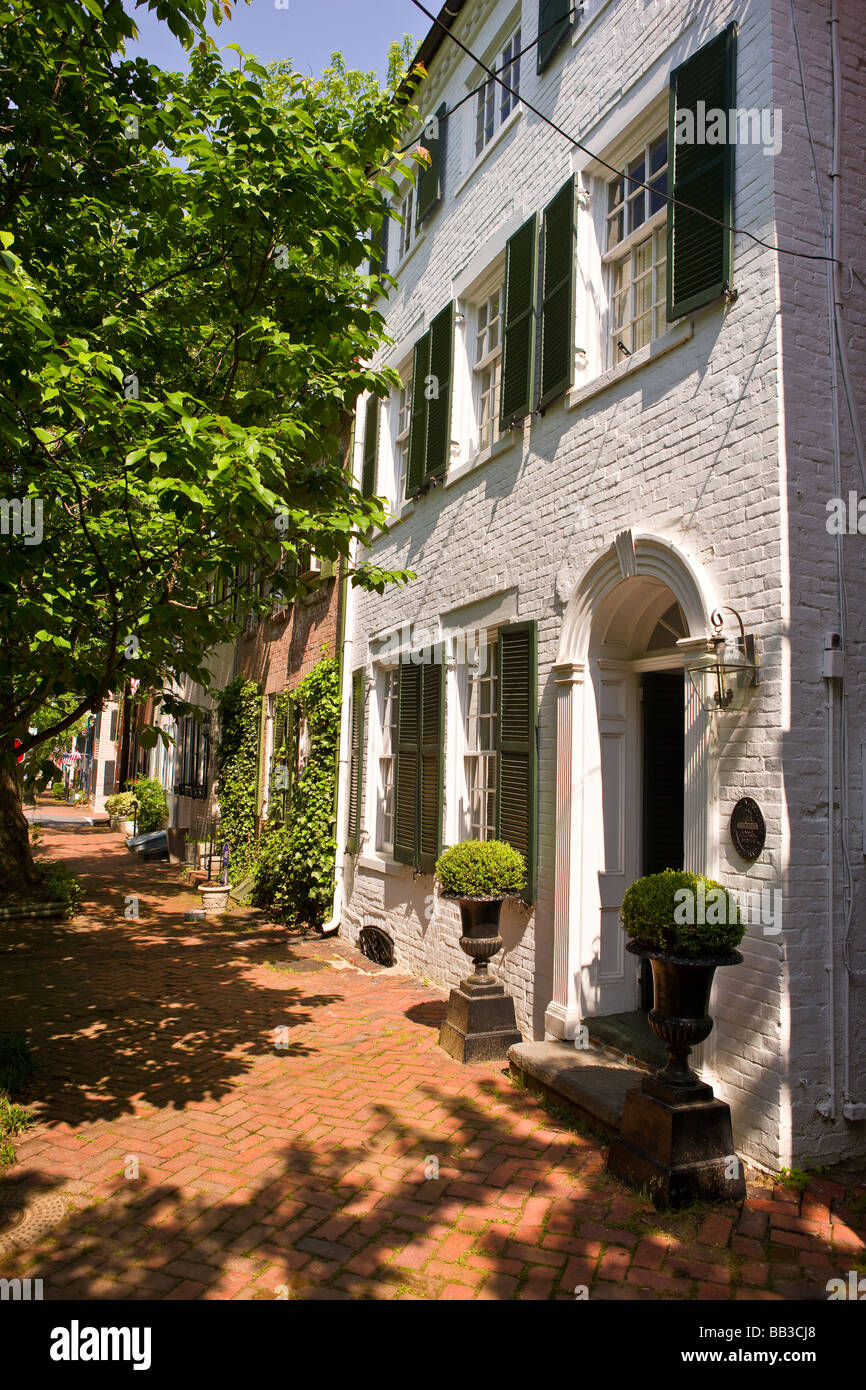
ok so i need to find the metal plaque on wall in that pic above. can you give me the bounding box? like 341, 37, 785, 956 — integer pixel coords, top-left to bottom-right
730, 797, 766, 860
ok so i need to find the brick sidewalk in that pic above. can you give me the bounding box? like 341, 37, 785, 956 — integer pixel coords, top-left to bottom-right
1, 818, 863, 1300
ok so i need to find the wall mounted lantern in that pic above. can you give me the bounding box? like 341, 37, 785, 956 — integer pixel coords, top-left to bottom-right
681, 607, 758, 714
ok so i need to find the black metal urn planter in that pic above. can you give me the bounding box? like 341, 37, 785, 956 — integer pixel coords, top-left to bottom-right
435, 840, 525, 1063
607, 869, 747, 1209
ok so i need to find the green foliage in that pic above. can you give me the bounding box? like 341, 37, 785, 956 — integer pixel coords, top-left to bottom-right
252, 657, 339, 925
216, 677, 262, 881
105, 791, 137, 817
621, 870, 744, 957
33, 859, 85, 918
0, 1092, 33, 1169
435, 840, 528, 898
129, 775, 168, 833
0, 1032, 35, 1095
0, 0, 422, 892
52, 782, 67, 801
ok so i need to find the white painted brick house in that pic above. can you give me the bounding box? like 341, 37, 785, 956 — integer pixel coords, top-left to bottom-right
337, 0, 866, 1173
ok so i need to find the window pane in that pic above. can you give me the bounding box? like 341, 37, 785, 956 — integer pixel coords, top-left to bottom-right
501, 29, 521, 120
650, 135, 667, 175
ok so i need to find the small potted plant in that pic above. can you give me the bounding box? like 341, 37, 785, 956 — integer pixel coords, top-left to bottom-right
106, 791, 138, 835
183, 833, 198, 866
620, 869, 745, 1091
434, 840, 526, 1061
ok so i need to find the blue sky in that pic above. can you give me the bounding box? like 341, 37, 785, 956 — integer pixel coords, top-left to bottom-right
123, 0, 421, 80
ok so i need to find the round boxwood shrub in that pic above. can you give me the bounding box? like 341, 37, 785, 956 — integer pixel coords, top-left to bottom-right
105, 791, 137, 818
621, 869, 744, 957
435, 840, 527, 899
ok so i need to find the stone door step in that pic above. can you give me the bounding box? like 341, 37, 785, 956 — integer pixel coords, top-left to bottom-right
508, 1040, 651, 1139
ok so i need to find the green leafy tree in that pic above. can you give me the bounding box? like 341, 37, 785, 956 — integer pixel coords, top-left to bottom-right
0, 0, 422, 893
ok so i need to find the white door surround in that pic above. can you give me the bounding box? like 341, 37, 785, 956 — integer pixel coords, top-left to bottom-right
545, 530, 719, 1041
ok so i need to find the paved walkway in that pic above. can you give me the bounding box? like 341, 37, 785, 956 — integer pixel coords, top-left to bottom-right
1, 814, 864, 1300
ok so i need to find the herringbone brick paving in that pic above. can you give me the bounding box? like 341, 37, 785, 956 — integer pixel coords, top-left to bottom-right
1, 812, 864, 1300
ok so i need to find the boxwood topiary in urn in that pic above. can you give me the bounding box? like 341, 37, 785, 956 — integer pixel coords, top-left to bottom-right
435, 838, 526, 895
621, 869, 745, 1095
434, 840, 525, 1063
608, 869, 748, 1207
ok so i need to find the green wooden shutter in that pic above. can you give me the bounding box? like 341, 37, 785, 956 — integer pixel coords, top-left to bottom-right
424, 301, 454, 484
500, 214, 538, 428
539, 176, 576, 410
394, 660, 421, 864
406, 332, 430, 498
667, 24, 736, 319
418, 659, 444, 873
347, 669, 365, 853
537, 0, 573, 74
361, 395, 379, 498
496, 621, 538, 900
416, 102, 446, 225
270, 694, 292, 824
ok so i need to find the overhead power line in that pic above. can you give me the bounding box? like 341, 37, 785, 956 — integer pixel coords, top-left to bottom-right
395, 6, 582, 155
405, 0, 838, 266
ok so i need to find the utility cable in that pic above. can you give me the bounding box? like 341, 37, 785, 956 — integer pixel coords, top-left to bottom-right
405, 0, 839, 266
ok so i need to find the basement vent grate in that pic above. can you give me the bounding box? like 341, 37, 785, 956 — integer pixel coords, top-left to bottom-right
358, 926, 395, 968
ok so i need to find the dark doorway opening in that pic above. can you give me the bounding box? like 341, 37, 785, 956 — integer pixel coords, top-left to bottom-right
639, 670, 685, 1008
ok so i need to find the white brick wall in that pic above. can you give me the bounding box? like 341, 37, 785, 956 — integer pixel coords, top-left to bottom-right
339, 0, 866, 1172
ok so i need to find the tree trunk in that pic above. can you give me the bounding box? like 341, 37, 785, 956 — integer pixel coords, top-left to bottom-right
0, 754, 37, 899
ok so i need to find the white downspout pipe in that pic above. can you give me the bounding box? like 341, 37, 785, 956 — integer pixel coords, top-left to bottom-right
320, 426, 360, 936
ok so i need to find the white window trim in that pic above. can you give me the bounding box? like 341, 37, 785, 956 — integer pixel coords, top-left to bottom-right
446, 629, 499, 847
448, 257, 512, 483
391, 371, 413, 514
472, 285, 504, 461
373, 663, 398, 857
394, 223, 427, 277
602, 202, 666, 267
566, 315, 693, 412
576, 96, 673, 387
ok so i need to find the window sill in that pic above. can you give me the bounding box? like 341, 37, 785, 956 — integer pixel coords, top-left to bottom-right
455, 105, 523, 200
444, 431, 517, 488
393, 229, 427, 279
356, 852, 417, 879
567, 318, 693, 412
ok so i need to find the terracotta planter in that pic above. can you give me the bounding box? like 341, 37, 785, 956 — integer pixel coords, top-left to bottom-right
627, 940, 743, 1090
198, 884, 230, 915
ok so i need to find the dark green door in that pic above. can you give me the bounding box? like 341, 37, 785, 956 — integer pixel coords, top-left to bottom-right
640, 671, 685, 1007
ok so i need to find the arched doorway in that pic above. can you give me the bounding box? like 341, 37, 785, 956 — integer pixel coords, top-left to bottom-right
545, 531, 718, 1042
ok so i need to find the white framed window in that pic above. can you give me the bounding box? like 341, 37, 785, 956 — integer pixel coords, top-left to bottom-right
376, 666, 398, 854
397, 186, 414, 262
604, 132, 668, 364
473, 284, 503, 456
394, 376, 412, 503
500, 29, 521, 121
462, 631, 498, 840
475, 28, 521, 158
